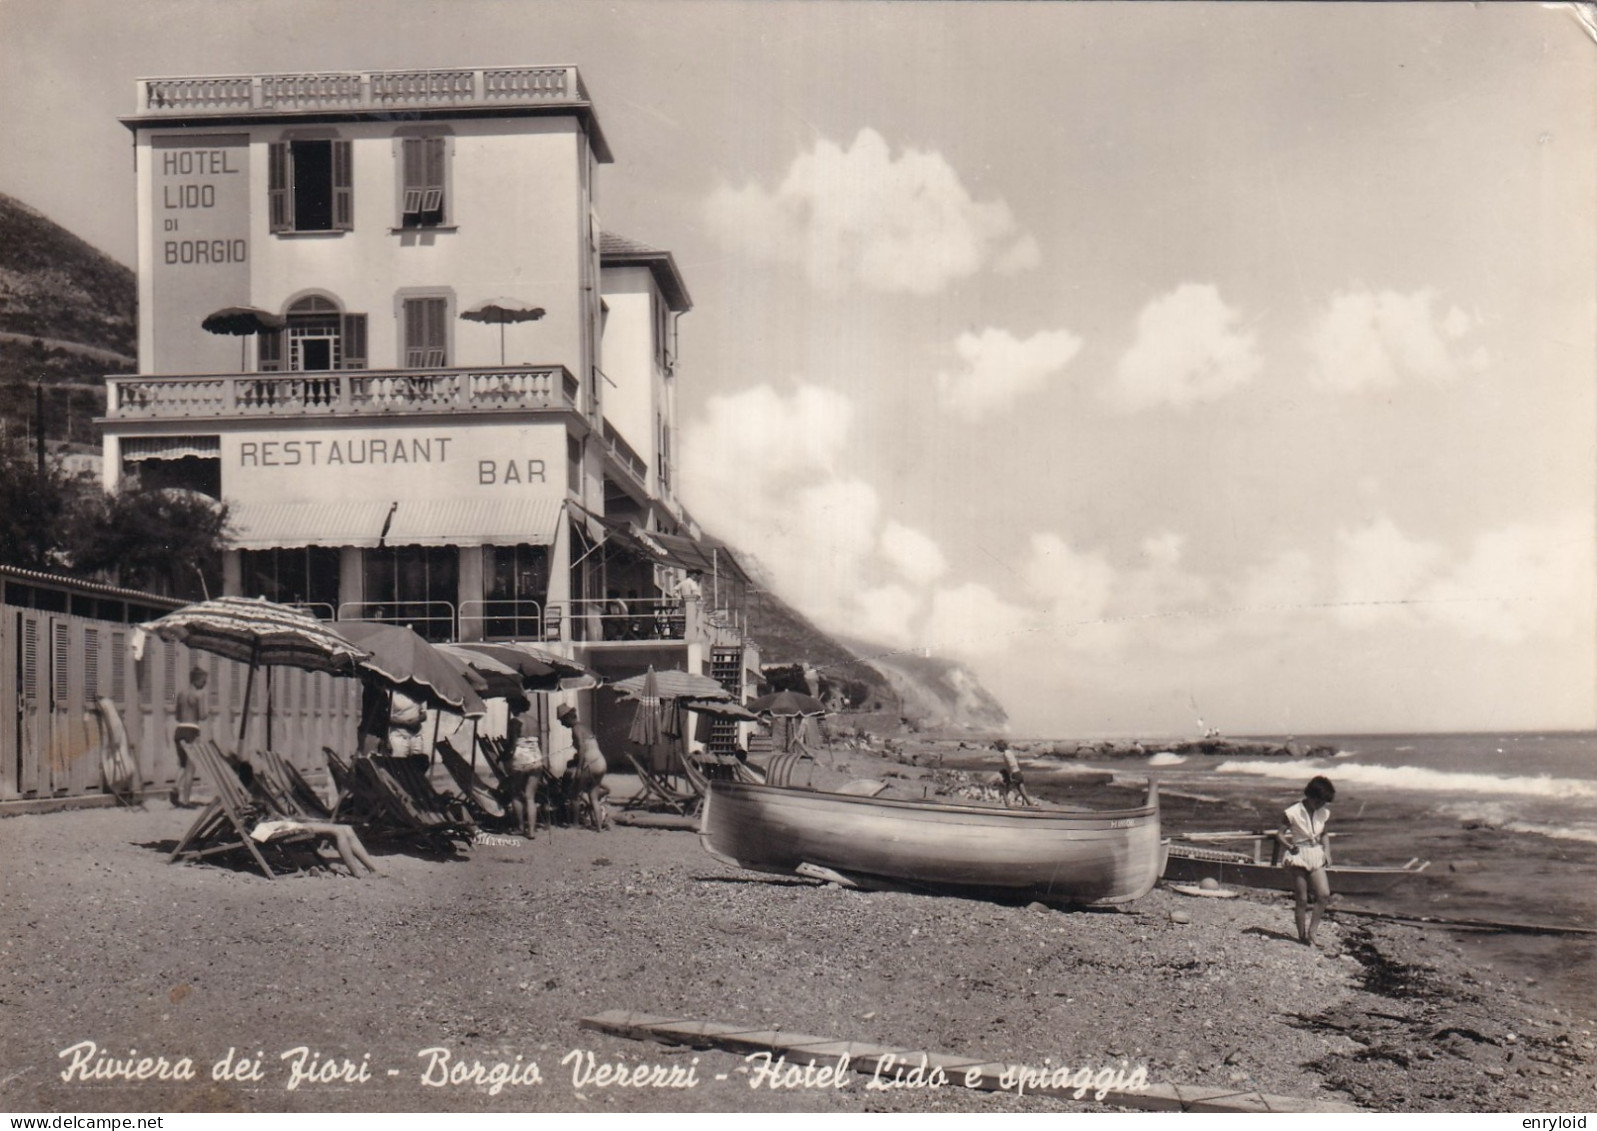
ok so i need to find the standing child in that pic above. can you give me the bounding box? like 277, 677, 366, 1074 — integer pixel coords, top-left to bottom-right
1279, 776, 1336, 946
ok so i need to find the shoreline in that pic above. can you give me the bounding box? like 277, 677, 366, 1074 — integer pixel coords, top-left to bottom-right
2, 756, 1594, 1113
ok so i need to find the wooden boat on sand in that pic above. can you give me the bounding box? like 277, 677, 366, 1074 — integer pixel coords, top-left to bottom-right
1162, 834, 1430, 896
698, 778, 1163, 906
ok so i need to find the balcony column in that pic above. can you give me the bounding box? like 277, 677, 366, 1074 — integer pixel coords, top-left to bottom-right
457, 545, 485, 642
338, 548, 364, 616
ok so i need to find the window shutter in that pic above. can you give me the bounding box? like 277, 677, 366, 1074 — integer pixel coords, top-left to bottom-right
341, 314, 368, 370
268, 142, 291, 232
258, 328, 283, 372
404, 297, 447, 367
332, 140, 353, 230
426, 296, 447, 366
401, 138, 425, 215
422, 137, 446, 214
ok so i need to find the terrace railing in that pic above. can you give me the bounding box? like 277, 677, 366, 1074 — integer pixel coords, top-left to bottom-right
106, 365, 579, 421
140, 66, 587, 117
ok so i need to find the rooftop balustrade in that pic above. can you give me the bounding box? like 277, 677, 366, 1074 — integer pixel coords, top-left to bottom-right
105, 365, 580, 421
137, 66, 589, 118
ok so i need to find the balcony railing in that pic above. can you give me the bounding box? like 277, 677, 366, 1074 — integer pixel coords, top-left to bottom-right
139, 66, 588, 117
600, 419, 648, 486
106, 365, 580, 421
457, 599, 563, 643
570, 597, 688, 644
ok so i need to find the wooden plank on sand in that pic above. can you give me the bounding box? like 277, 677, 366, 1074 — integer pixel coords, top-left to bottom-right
579, 1009, 1358, 1113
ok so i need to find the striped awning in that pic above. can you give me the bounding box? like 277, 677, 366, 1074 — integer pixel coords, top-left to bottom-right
121, 435, 220, 462
229, 500, 396, 549
382, 497, 563, 547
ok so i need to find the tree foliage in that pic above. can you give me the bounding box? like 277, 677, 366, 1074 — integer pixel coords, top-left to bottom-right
0, 445, 230, 600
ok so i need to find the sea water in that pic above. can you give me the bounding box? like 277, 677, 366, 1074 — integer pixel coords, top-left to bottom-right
1098, 732, 1597, 1014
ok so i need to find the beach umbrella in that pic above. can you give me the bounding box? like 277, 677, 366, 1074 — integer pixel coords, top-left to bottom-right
680, 697, 758, 721
460, 298, 544, 365
201, 305, 285, 369
611, 669, 730, 702
435, 643, 530, 709
136, 595, 366, 752
627, 666, 666, 746
336, 622, 487, 716
748, 690, 827, 717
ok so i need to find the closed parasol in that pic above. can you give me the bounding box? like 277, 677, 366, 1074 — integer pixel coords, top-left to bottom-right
460, 298, 545, 365
201, 305, 285, 369
136, 595, 366, 751
626, 666, 666, 746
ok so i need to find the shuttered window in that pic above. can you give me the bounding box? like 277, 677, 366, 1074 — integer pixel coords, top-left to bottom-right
84, 628, 100, 707
341, 313, 368, 369
258, 328, 284, 371
22, 618, 38, 701
268, 139, 353, 233
403, 297, 449, 368
53, 622, 70, 709
400, 137, 447, 228
110, 631, 125, 703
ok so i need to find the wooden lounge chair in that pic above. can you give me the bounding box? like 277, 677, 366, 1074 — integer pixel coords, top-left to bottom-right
169, 739, 317, 879
353, 755, 477, 850
436, 739, 507, 821
622, 749, 697, 816
258, 748, 333, 819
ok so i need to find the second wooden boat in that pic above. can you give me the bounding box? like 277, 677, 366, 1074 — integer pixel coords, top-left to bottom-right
699, 778, 1163, 906
1163, 835, 1430, 896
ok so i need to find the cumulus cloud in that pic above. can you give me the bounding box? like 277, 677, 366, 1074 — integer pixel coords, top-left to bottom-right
1110, 283, 1262, 410
681, 383, 959, 646
1332, 517, 1447, 629
704, 128, 1037, 295
1308, 288, 1488, 391
922, 583, 1032, 658
934, 326, 1084, 417
879, 521, 947, 587
1021, 533, 1115, 628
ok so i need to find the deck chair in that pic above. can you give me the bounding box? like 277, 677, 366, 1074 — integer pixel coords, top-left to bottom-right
764, 751, 816, 790
169, 739, 317, 879
622, 749, 697, 816
353, 755, 476, 849
436, 739, 506, 821
254, 750, 333, 819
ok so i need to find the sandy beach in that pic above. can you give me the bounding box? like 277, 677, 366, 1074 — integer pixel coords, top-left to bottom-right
2, 742, 1593, 1115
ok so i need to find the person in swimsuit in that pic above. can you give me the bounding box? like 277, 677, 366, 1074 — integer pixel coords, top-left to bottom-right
1278, 775, 1336, 946
172, 666, 207, 807
556, 705, 610, 830
996, 739, 1035, 807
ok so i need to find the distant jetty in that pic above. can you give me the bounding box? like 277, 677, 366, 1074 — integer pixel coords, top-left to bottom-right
1021, 737, 1337, 760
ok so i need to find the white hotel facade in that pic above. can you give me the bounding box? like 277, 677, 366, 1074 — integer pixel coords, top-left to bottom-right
99, 66, 758, 743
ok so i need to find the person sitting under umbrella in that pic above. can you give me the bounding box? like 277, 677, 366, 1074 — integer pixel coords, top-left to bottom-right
231, 759, 385, 877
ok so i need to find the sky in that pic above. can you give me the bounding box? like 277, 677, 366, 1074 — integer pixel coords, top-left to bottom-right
2, 0, 1594, 738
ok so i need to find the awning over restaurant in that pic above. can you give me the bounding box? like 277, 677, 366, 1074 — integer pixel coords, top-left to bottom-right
230, 500, 395, 549
121, 435, 220, 462
381, 497, 563, 548
597, 518, 750, 583
230, 497, 563, 550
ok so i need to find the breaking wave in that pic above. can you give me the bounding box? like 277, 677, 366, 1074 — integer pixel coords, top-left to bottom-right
1213, 759, 1597, 800
1146, 752, 1186, 766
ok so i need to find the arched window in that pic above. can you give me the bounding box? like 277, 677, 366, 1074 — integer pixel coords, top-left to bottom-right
258, 294, 367, 372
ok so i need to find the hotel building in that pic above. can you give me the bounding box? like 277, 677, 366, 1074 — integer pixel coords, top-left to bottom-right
99, 66, 759, 750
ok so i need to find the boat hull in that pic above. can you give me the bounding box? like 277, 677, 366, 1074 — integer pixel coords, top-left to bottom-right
699, 780, 1163, 905
1162, 845, 1429, 896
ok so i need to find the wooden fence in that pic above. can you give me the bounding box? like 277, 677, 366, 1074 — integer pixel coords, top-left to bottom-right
1, 602, 361, 804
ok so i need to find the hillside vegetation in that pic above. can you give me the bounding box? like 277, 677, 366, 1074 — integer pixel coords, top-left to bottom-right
0, 193, 133, 448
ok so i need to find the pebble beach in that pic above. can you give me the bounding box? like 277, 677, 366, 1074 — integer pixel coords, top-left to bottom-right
2, 738, 1594, 1115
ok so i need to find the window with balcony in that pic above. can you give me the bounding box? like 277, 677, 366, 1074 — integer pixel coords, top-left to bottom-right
401, 295, 450, 367
259, 295, 367, 372
268, 138, 352, 233
398, 136, 450, 228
